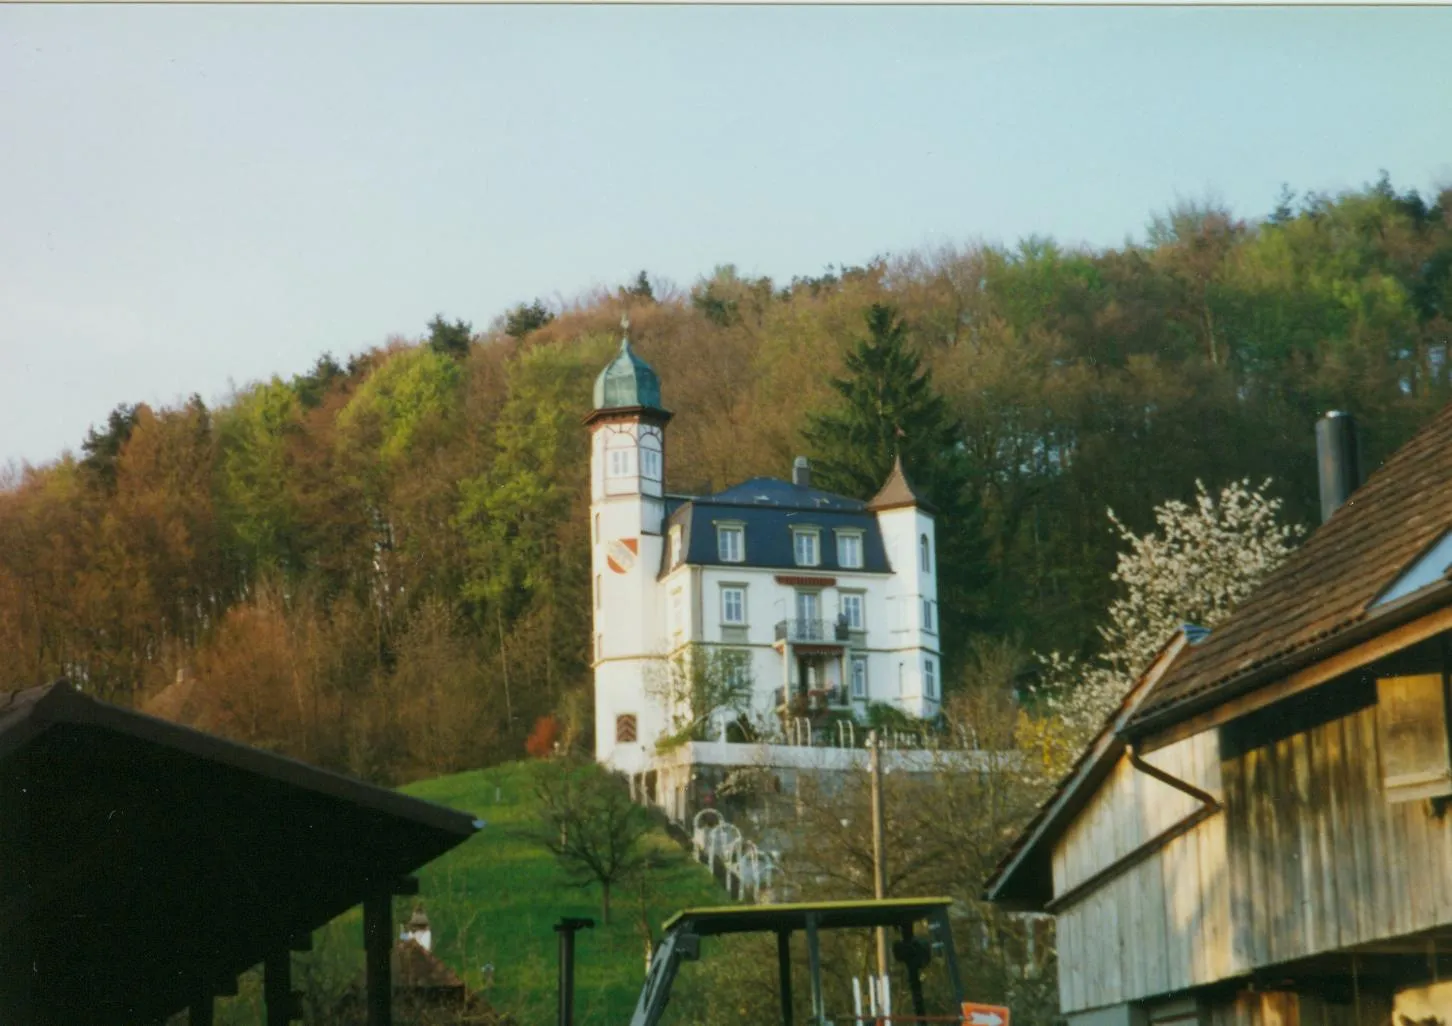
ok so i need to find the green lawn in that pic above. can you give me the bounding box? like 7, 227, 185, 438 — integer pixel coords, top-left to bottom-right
392, 761, 728, 1026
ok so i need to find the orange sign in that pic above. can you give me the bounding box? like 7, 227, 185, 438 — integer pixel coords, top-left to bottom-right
961, 1004, 1010, 1026
607, 538, 638, 575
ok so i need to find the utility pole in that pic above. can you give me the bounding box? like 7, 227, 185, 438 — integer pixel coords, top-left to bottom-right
868, 729, 888, 984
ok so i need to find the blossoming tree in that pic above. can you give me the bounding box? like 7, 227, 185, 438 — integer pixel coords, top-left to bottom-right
1035, 478, 1306, 751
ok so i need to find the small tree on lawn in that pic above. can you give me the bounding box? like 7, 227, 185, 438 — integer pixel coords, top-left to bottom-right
645, 644, 758, 749
1032, 477, 1305, 754
531, 759, 654, 925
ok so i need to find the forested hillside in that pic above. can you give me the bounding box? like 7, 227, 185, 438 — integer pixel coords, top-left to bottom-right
3, 176, 1449, 785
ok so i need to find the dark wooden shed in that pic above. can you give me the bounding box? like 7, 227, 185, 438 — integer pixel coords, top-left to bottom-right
0, 680, 480, 1026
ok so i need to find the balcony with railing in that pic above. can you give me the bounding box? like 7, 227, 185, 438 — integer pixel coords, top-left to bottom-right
773, 618, 851, 645
772, 685, 850, 715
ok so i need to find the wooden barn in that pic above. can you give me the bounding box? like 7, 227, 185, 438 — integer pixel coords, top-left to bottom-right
987, 408, 1452, 1026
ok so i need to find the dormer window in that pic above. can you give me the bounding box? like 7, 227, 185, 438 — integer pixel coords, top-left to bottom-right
919, 534, 932, 573
793, 528, 821, 567
836, 530, 864, 569
669, 525, 683, 566
717, 524, 745, 563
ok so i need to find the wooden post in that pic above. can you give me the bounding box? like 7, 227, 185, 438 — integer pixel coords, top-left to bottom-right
190, 995, 214, 1026
934, 908, 964, 1007
364, 892, 393, 1026
869, 730, 888, 983
263, 950, 292, 1026
777, 929, 794, 1026
899, 922, 926, 1019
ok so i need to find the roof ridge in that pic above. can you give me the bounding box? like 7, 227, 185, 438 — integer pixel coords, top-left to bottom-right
1128, 399, 1452, 731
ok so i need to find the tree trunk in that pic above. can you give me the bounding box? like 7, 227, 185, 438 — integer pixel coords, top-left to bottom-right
496, 606, 514, 729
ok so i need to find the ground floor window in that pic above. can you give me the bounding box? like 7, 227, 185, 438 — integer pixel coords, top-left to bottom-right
851, 656, 868, 699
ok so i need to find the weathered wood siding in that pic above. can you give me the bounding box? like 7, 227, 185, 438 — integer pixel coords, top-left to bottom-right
1055, 692, 1452, 1015
1222, 702, 1452, 968
1203, 990, 1393, 1026
1053, 732, 1233, 1013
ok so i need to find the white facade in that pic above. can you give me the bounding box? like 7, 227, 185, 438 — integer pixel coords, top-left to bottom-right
588, 340, 944, 774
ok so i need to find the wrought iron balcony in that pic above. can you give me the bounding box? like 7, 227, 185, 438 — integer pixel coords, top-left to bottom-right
773, 686, 849, 715
774, 618, 851, 644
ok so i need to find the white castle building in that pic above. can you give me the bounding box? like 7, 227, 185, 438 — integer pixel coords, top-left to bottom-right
587, 326, 943, 779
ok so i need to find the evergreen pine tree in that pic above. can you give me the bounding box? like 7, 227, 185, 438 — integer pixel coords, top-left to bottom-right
804, 304, 956, 498
426, 314, 473, 358
804, 303, 991, 680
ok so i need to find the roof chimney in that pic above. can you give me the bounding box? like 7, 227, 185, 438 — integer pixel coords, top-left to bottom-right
1315, 410, 1360, 523
792, 456, 811, 489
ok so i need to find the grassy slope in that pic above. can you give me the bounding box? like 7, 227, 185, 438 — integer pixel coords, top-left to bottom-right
391, 761, 727, 1026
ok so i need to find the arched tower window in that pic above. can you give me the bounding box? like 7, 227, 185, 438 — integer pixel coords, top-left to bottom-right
919, 533, 931, 573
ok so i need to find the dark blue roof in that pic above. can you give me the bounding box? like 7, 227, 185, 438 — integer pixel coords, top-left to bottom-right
660, 478, 892, 577
705, 477, 866, 512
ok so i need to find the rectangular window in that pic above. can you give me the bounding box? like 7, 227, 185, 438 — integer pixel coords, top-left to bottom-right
795, 590, 819, 623
593, 513, 600, 543
641, 446, 662, 482
793, 529, 820, 567
923, 598, 935, 632
925, 658, 937, 699
721, 586, 746, 625
841, 593, 864, 631
608, 448, 635, 478
717, 525, 744, 563
836, 531, 863, 569
851, 656, 868, 699
1377, 673, 1452, 802
723, 650, 751, 690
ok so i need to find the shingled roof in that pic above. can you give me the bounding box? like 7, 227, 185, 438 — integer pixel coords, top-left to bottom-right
1127, 401, 1452, 738
866, 455, 935, 514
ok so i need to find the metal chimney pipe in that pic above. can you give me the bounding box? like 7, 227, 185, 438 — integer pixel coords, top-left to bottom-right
1315, 411, 1360, 523
792, 456, 811, 488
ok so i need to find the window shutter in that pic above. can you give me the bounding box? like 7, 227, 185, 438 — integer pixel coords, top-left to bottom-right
1377, 673, 1452, 802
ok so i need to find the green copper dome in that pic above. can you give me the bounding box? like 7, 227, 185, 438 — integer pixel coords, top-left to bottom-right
592, 333, 664, 412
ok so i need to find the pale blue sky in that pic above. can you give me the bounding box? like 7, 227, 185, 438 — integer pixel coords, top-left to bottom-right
2, 5, 1450, 469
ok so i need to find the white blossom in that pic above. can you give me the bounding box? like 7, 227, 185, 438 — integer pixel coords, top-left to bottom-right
1033, 478, 1305, 745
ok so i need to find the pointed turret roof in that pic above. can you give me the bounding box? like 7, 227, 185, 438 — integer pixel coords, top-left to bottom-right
867, 455, 935, 514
